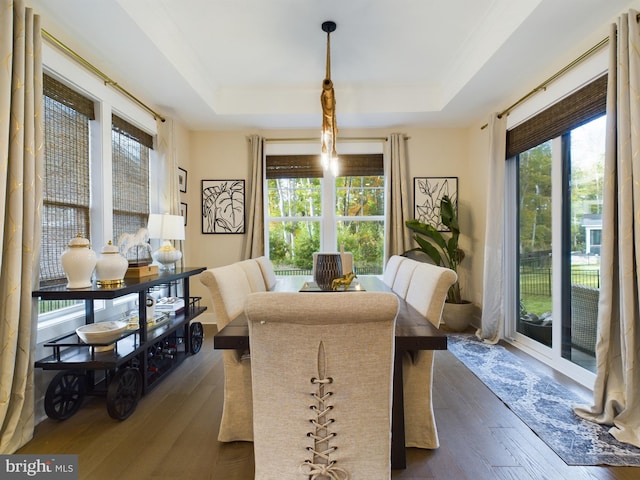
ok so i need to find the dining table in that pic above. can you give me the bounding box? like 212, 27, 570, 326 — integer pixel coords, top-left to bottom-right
213, 274, 448, 470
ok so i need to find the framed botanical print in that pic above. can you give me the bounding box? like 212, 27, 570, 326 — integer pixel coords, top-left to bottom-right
413, 177, 458, 231
201, 179, 245, 234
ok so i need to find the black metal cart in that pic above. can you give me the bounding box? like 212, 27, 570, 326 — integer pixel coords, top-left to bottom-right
33, 267, 206, 420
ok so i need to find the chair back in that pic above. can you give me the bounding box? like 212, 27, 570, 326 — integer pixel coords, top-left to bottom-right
570, 284, 599, 355
255, 255, 278, 290
238, 259, 267, 292
383, 255, 406, 287
392, 258, 419, 298
405, 262, 457, 327
246, 291, 398, 480
199, 264, 252, 329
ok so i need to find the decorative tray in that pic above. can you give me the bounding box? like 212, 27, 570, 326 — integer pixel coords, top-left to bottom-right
299, 281, 365, 292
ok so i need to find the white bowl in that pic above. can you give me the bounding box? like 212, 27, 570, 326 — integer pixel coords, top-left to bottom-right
76, 320, 128, 345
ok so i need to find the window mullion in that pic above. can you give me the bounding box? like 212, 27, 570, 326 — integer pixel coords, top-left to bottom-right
91, 102, 113, 247
322, 174, 337, 251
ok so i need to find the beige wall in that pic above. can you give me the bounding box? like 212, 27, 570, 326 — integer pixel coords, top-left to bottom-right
466, 121, 492, 319
179, 126, 490, 322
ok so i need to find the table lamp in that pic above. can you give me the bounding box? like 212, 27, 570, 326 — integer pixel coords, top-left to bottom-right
147, 213, 185, 270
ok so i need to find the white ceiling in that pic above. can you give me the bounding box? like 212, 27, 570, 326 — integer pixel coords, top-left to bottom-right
28, 0, 636, 131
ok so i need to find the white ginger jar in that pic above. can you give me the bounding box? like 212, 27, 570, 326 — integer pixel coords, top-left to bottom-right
95, 240, 128, 287
60, 234, 97, 289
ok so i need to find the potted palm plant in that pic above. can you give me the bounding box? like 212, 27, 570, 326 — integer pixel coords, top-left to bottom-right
405, 195, 472, 331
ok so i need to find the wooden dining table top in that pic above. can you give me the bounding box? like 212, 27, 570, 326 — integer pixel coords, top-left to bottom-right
213, 275, 447, 352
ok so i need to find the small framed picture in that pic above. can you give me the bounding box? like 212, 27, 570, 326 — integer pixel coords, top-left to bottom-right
180, 202, 188, 226
178, 167, 187, 193
413, 177, 458, 231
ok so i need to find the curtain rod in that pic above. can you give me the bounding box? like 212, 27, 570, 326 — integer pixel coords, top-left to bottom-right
264, 136, 409, 142
42, 29, 166, 123
480, 36, 610, 130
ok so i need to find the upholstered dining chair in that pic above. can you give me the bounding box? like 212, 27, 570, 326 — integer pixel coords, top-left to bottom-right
383, 254, 407, 287
255, 255, 278, 290
245, 291, 399, 480
238, 258, 268, 292
199, 264, 254, 442
403, 262, 457, 449
391, 257, 419, 298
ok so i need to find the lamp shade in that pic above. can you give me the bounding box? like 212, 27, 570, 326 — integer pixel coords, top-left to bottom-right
147, 214, 185, 241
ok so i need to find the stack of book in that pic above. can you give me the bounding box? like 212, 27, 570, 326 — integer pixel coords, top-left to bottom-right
155, 297, 185, 315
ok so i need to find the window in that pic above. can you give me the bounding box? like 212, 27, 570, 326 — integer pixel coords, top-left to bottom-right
41, 74, 94, 287
265, 147, 385, 274
111, 115, 152, 246
39, 71, 155, 332
335, 155, 385, 275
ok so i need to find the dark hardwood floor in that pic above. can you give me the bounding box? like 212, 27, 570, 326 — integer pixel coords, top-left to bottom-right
18, 325, 639, 479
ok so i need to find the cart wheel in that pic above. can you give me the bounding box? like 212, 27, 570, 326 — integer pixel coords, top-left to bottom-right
190, 321, 204, 354
106, 368, 141, 420
44, 370, 85, 420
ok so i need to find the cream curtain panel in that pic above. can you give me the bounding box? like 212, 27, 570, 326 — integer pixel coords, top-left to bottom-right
476, 114, 507, 343
155, 118, 183, 267
575, 10, 640, 448
156, 118, 180, 215
243, 135, 264, 259
0, 0, 43, 453
386, 133, 411, 259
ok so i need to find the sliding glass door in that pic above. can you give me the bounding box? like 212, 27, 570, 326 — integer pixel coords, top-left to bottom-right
517, 141, 553, 348
563, 116, 605, 371
514, 115, 605, 374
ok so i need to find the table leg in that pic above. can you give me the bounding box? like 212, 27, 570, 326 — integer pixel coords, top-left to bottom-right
391, 348, 406, 469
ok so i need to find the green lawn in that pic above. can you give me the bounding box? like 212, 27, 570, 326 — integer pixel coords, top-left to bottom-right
521, 294, 552, 316
520, 263, 599, 316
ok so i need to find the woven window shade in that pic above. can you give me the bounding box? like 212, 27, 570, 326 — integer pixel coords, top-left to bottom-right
506, 75, 607, 158
266, 154, 383, 178
43, 74, 95, 120
40, 75, 93, 285
112, 114, 153, 149
266, 155, 324, 178
338, 154, 383, 176
112, 115, 151, 244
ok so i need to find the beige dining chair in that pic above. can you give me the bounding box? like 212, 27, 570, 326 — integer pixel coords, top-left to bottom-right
246, 291, 399, 480
391, 257, 419, 298
238, 258, 268, 292
403, 262, 457, 449
255, 255, 278, 290
199, 264, 254, 442
383, 254, 407, 287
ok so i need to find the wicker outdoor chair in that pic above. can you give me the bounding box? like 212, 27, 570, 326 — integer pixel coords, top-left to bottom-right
570, 284, 599, 356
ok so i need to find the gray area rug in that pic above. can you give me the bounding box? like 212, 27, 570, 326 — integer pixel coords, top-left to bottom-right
447, 334, 640, 466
